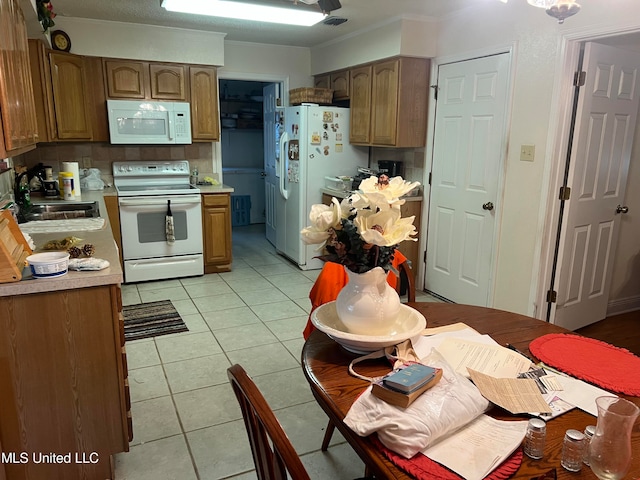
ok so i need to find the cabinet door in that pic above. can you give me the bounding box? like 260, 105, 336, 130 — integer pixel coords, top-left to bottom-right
330, 70, 350, 100
190, 66, 219, 141
349, 65, 372, 144
49, 52, 92, 140
371, 59, 399, 146
150, 63, 187, 101
104, 60, 146, 99
314, 74, 330, 89
202, 194, 232, 269
0, 0, 38, 155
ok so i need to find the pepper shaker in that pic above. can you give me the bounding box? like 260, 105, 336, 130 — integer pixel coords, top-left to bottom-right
524, 418, 546, 459
561, 429, 585, 472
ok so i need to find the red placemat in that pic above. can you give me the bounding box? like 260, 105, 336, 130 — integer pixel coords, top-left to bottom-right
529, 334, 640, 396
371, 435, 523, 480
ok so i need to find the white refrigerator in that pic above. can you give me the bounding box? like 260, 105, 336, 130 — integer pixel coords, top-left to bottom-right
276, 105, 369, 270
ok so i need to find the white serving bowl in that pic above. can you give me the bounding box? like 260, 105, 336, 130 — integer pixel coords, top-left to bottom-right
26, 252, 70, 278
311, 301, 427, 354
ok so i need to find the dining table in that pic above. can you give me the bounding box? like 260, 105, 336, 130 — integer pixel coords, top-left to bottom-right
301, 302, 640, 480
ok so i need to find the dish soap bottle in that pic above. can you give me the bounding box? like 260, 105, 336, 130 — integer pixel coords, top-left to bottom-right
18, 174, 31, 208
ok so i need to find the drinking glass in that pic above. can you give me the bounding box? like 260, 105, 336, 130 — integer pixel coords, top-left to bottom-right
589, 396, 639, 480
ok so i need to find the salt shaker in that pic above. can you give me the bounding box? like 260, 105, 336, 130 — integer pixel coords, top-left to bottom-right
561, 429, 585, 472
583, 425, 596, 466
524, 418, 546, 459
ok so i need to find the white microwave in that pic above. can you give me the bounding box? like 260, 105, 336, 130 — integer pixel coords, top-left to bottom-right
107, 99, 192, 144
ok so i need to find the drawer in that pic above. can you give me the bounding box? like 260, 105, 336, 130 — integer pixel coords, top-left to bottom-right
203, 194, 229, 207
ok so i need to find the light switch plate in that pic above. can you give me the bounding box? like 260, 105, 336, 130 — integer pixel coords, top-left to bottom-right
520, 145, 535, 162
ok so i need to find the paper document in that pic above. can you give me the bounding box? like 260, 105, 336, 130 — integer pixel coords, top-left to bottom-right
423, 414, 527, 480
422, 322, 479, 336
436, 338, 533, 378
468, 369, 552, 414
413, 328, 499, 360
541, 366, 615, 416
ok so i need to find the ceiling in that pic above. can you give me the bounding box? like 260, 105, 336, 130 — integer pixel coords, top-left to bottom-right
50, 0, 489, 48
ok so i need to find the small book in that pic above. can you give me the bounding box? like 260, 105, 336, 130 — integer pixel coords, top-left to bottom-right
383, 363, 438, 393
372, 366, 443, 408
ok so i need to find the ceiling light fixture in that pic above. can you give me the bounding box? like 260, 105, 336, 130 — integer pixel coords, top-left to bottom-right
526, 0, 581, 24
161, 0, 325, 27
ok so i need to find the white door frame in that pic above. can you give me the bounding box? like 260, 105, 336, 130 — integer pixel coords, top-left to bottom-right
213, 71, 289, 178
419, 43, 516, 306
535, 25, 640, 322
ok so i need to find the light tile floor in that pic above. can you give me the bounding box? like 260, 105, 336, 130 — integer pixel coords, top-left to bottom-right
115, 224, 442, 480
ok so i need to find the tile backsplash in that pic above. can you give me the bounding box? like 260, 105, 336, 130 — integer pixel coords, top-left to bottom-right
14, 142, 216, 186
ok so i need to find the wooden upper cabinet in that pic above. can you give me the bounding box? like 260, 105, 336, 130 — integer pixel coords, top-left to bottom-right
104, 60, 146, 99
49, 51, 93, 140
330, 70, 350, 100
314, 74, 330, 89
349, 65, 372, 144
150, 63, 186, 101
371, 59, 400, 146
189, 66, 219, 141
350, 57, 429, 148
0, 0, 38, 157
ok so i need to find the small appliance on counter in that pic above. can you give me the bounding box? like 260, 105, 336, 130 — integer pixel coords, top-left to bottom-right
351, 167, 378, 190
378, 160, 404, 178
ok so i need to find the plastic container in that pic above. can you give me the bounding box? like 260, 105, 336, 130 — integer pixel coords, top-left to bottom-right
26, 252, 70, 278
59, 172, 74, 199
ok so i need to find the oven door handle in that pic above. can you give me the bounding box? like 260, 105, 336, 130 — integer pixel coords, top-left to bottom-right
119, 195, 202, 206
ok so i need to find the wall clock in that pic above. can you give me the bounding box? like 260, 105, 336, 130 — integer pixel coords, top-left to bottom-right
51, 30, 71, 52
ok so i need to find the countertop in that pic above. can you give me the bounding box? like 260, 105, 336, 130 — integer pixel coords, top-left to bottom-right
320, 187, 423, 202
197, 184, 235, 194
0, 190, 123, 297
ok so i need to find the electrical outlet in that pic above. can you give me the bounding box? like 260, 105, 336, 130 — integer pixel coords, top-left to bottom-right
520, 145, 535, 162
82, 156, 91, 168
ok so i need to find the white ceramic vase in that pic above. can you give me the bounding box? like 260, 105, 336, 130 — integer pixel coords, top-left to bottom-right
335, 266, 401, 336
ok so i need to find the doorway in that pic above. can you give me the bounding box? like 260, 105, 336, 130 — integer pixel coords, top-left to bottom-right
219, 79, 271, 228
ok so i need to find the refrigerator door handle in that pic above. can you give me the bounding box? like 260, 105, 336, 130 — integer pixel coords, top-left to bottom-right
279, 131, 289, 200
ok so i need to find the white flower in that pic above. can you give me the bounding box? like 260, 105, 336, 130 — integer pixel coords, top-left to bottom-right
300, 197, 342, 245
359, 175, 420, 201
355, 208, 417, 247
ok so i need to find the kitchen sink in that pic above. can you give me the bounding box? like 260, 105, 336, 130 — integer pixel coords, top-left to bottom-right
21, 201, 100, 222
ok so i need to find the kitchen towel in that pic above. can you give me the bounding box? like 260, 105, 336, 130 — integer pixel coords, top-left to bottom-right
62, 162, 81, 199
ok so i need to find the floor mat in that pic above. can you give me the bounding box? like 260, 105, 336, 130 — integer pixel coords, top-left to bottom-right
122, 300, 188, 341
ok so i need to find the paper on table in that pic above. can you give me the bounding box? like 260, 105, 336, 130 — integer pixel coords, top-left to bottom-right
468, 369, 552, 414
435, 337, 533, 378
541, 366, 615, 416
423, 414, 528, 480
422, 322, 479, 336
413, 328, 499, 360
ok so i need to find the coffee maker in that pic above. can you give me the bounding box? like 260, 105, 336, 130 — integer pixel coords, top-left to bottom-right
378, 160, 403, 178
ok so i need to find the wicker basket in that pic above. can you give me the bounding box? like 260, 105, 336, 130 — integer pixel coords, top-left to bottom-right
289, 87, 333, 105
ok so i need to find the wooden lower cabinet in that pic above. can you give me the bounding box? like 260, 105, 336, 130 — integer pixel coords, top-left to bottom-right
202, 193, 232, 273
0, 284, 131, 480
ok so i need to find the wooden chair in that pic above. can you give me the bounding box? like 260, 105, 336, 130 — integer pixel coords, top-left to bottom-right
228, 364, 311, 480
320, 259, 416, 452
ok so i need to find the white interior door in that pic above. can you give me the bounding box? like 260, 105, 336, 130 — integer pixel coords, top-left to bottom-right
263, 83, 279, 246
553, 43, 640, 330
425, 53, 510, 306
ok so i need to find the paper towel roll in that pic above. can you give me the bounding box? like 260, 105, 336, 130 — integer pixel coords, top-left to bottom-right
61, 162, 81, 199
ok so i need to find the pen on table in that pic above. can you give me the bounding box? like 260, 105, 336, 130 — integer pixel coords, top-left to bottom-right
505, 343, 536, 363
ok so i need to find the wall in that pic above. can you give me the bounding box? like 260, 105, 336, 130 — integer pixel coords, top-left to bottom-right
54, 17, 225, 65
311, 17, 437, 74
434, 0, 640, 316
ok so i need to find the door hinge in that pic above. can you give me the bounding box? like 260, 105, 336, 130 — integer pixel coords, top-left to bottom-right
430, 84, 438, 101
559, 186, 571, 201
546, 290, 557, 303
428, 172, 432, 185
574, 71, 586, 87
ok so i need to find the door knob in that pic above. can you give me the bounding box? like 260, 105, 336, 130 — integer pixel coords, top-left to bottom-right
482, 202, 494, 211
616, 205, 629, 214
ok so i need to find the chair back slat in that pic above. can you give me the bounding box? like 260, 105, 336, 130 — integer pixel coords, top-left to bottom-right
395, 260, 416, 303
228, 364, 311, 480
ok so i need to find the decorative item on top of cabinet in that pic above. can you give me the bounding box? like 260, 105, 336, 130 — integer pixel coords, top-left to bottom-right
351, 57, 429, 148
190, 66, 220, 141
0, 0, 38, 157
202, 193, 232, 273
